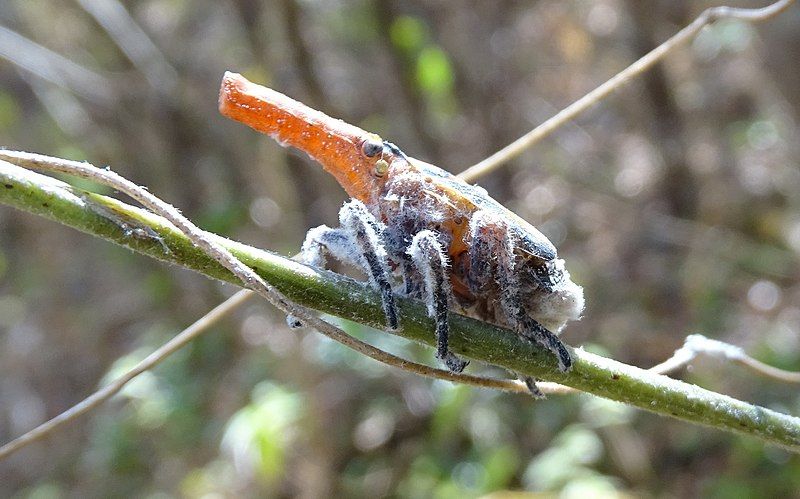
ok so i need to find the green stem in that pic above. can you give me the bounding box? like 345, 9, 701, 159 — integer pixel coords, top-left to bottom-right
2, 159, 799, 451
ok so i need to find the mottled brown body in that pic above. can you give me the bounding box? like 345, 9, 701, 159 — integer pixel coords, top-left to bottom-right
220, 72, 583, 376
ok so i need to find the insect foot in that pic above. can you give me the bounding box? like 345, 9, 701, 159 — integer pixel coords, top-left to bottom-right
286, 315, 304, 329
294, 200, 400, 332
522, 377, 546, 399
408, 230, 469, 373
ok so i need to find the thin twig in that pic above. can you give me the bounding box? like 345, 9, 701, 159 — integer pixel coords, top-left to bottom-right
0, 26, 114, 105
457, 0, 796, 182
3, 158, 800, 451
13, 268, 760, 459
2, 1, 792, 456
0, 281, 530, 460
0, 289, 253, 460
14, 2, 790, 432
540, 333, 800, 394
681, 334, 800, 383
0, 6, 800, 459
0, 152, 530, 460
2, 0, 799, 443
0, 152, 746, 458
75, 0, 178, 91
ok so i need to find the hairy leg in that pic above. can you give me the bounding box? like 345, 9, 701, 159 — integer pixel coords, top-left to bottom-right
408, 230, 468, 373
468, 212, 572, 395
516, 314, 572, 372
294, 200, 399, 330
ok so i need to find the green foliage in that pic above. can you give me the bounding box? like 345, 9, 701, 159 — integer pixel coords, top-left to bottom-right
416, 47, 454, 98
389, 14, 456, 118
0, 91, 20, 132
221, 383, 305, 485
523, 425, 607, 490
390, 15, 427, 54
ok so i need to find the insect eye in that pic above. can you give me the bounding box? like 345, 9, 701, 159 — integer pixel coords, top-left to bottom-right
373, 159, 389, 177
362, 139, 383, 157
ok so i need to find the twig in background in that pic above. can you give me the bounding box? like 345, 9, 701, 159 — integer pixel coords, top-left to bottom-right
0, 289, 253, 460
75, 0, 177, 91
0, 25, 114, 105
457, 0, 796, 182
672, 334, 800, 384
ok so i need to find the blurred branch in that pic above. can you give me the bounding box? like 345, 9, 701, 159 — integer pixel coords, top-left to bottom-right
675, 334, 800, 383
457, 0, 796, 182
570, 184, 798, 279
374, 1, 440, 158
281, 0, 329, 112
2, 152, 800, 453
0, 25, 114, 105
23, 74, 97, 138
0, 289, 254, 461
75, 0, 178, 92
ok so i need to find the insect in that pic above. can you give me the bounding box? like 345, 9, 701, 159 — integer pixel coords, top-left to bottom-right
218, 72, 584, 395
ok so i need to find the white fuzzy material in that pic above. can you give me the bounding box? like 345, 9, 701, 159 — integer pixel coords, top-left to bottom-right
531, 259, 584, 333
407, 230, 449, 318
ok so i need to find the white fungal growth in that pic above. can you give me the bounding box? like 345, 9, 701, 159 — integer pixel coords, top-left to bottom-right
467, 208, 584, 335
532, 259, 585, 333
298, 225, 335, 268
407, 230, 450, 318
298, 200, 392, 285
295, 160, 585, 377
339, 200, 392, 287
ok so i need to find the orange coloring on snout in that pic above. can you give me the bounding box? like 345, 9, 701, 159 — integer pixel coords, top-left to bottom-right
220, 72, 389, 204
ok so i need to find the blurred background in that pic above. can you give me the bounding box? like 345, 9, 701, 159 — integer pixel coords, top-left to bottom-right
1, 0, 800, 496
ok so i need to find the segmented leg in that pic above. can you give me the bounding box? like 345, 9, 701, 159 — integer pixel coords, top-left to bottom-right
517, 314, 572, 372
407, 230, 468, 373
468, 212, 572, 395
293, 200, 399, 330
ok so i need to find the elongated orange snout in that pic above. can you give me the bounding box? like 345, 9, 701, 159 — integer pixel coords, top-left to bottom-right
219, 72, 393, 203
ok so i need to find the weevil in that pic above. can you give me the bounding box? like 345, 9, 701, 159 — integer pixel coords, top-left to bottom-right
219, 72, 584, 395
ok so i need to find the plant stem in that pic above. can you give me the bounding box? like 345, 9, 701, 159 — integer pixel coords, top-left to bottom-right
2, 159, 800, 452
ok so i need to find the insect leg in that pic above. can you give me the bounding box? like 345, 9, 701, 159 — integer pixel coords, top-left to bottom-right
408, 230, 468, 373
287, 225, 349, 328
290, 200, 399, 331
497, 240, 572, 372
338, 200, 399, 330
522, 376, 545, 399
296, 225, 347, 268
501, 256, 572, 372
517, 314, 572, 373
469, 212, 572, 395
